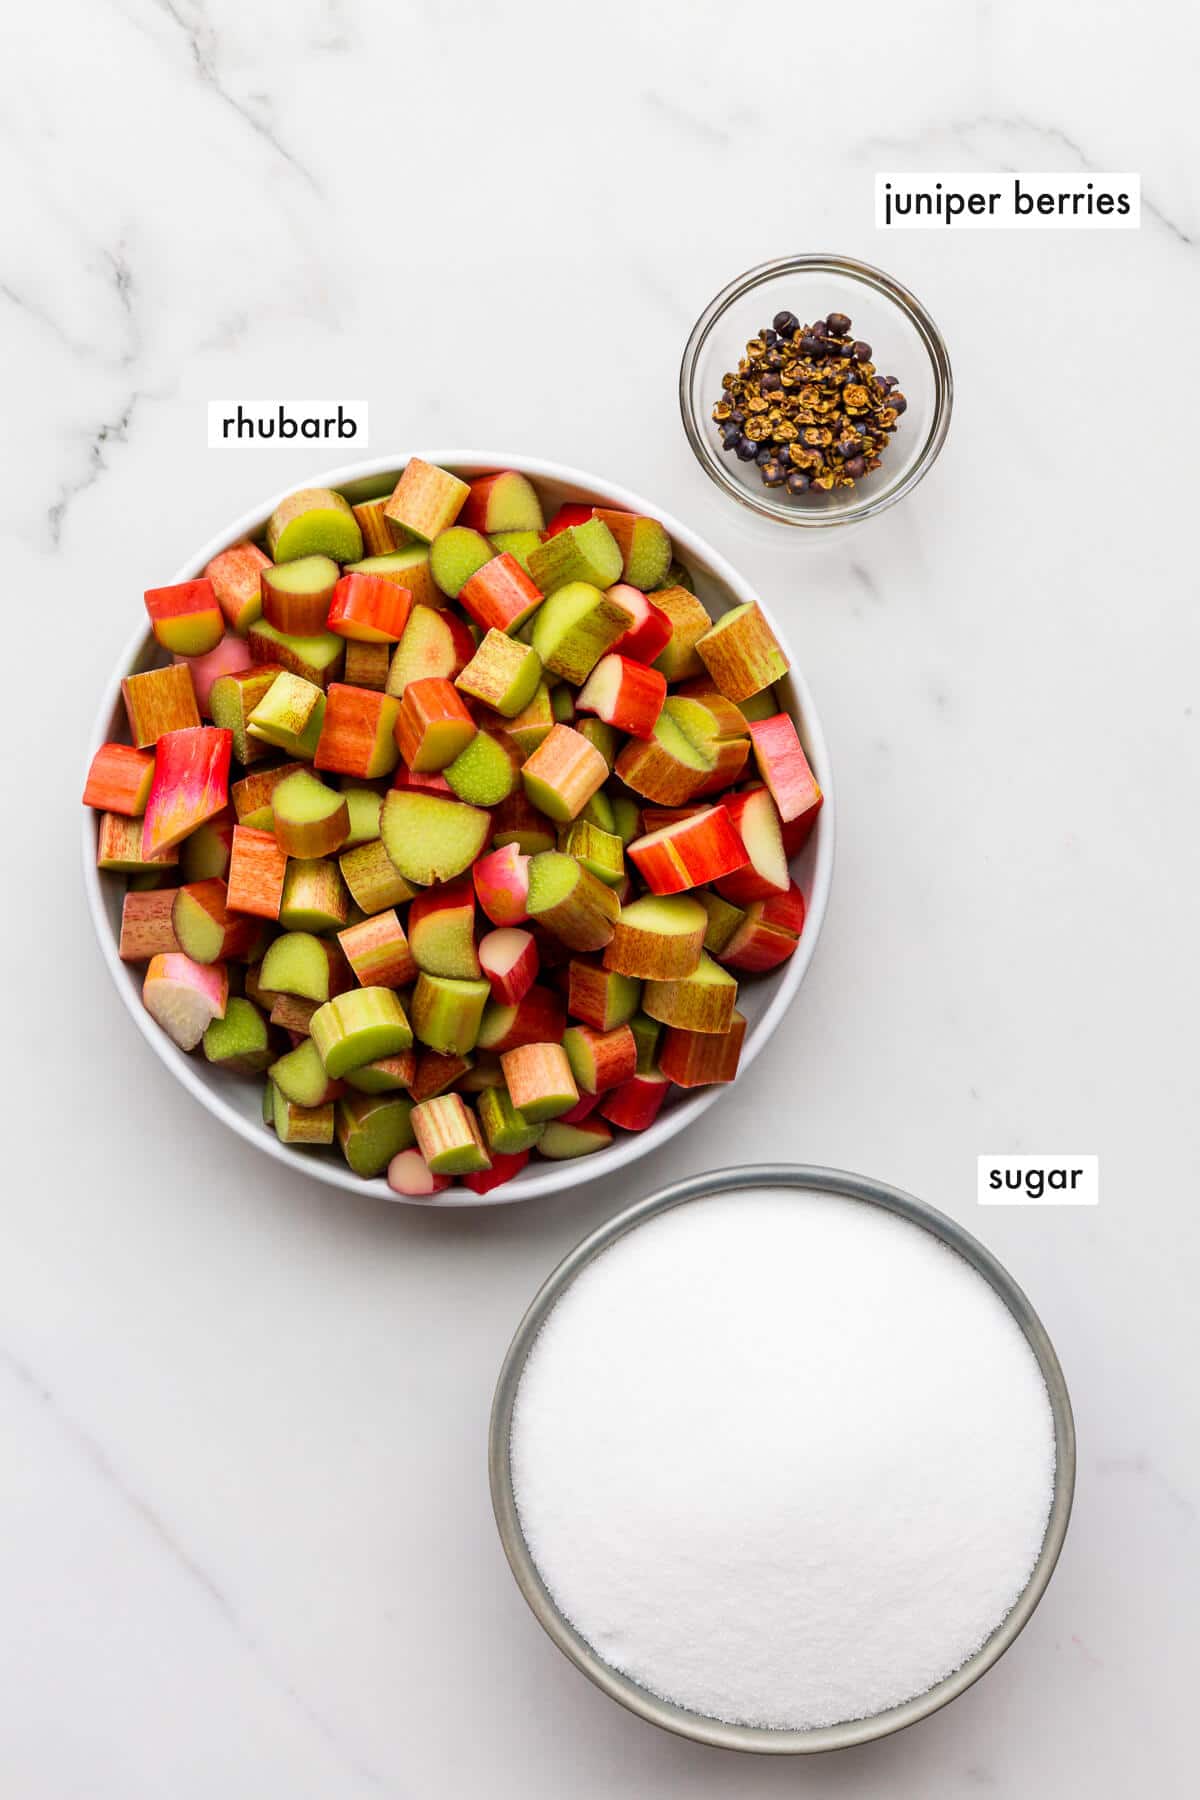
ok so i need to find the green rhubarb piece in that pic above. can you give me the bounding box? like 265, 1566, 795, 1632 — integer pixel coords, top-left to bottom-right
630, 1012, 663, 1074
699, 890, 747, 955
472, 472, 544, 533
537, 1119, 613, 1159
97, 813, 178, 874
578, 787, 617, 835
271, 768, 349, 858
620, 518, 673, 591
444, 732, 517, 807
430, 526, 493, 598
272, 1085, 335, 1145
489, 529, 542, 575
211, 669, 278, 764
336, 1092, 415, 1177
558, 820, 624, 888
575, 718, 617, 769
475, 1000, 520, 1052
262, 1079, 277, 1126
526, 851, 620, 947
343, 1055, 413, 1094
505, 681, 554, 755
339, 838, 415, 912
341, 786, 382, 846
270, 1036, 336, 1108
457, 1056, 506, 1093
202, 997, 272, 1073
491, 812, 555, 855
345, 546, 433, 599
455, 632, 543, 718
737, 686, 780, 723
279, 858, 351, 932
645, 704, 712, 782
259, 931, 334, 1003
476, 1085, 544, 1155
530, 583, 633, 684
694, 601, 787, 691
411, 974, 491, 1055
528, 518, 622, 593
247, 622, 345, 689
380, 791, 491, 886
310, 986, 413, 1078
601, 970, 642, 1031
549, 683, 575, 723
266, 487, 363, 564
410, 1052, 472, 1101
608, 790, 641, 846
246, 672, 327, 758
561, 1025, 628, 1094
410, 895, 479, 980
413, 1095, 490, 1174
262, 553, 339, 619
167, 886, 221, 965
661, 559, 695, 592
644, 952, 737, 1031
181, 817, 231, 883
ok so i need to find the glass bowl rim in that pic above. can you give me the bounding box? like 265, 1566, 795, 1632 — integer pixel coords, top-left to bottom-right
679, 252, 954, 530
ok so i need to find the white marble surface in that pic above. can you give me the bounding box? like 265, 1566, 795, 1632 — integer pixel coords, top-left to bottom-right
3, 1, 1197, 1793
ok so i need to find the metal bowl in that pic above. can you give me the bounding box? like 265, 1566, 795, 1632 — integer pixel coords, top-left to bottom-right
489, 1163, 1075, 1753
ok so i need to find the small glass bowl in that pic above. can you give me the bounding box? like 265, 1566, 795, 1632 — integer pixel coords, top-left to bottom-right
679, 253, 953, 531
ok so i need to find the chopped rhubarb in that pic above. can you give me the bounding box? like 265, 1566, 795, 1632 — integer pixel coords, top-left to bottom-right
142, 954, 228, 1051
627, 806, 748, 895
458, 553, 544, 636
142, 727, 232, 860
327, 571, 412, 643
387, 1148, 452, 1198
473, 842, 531, 926
174, 633, 254, 715
144, 579, 224, 657
748, 713, 823, 827
500, 1041, 578, 1123
314, 682, 401, 779
714, 788, 789, 904
460, 1150, 531, 1195
696, 601, 789, 701
338, 909, 416, 988
383, 458, 470, 544
576, 654, 666, 740
479, 928, 539, 1005
121, 663, 200, 748
83, 743, 154, 816
607, 584, 673, 665
522, 724, 608, 824
598, 1070, 670, 1132
204, 541, 271, 634
226, 825, 288, 920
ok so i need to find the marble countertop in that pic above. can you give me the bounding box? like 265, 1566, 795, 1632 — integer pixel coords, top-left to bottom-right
3, 1, 1196, 1794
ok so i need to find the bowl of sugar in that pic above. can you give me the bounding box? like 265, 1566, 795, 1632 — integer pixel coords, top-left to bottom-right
490, 1163, 1074, 1752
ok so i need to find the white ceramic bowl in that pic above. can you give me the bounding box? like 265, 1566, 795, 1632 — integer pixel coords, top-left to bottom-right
83, 454, 835, 1205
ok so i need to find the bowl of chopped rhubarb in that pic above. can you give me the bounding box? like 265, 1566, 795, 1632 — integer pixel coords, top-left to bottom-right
83, 455, 833, 1205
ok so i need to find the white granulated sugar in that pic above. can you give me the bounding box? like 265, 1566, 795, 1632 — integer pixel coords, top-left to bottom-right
510, 1187, 1056, 1730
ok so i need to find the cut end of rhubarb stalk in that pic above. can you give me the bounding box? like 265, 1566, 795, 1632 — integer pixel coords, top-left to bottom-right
387, 1148, 452, 1199
142, 954, 229, 1052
